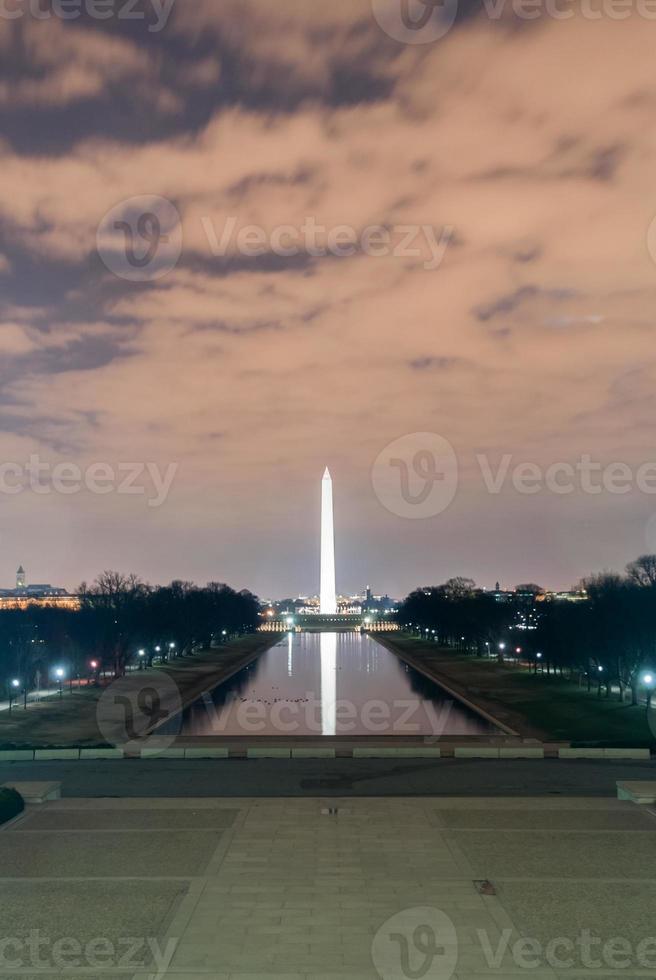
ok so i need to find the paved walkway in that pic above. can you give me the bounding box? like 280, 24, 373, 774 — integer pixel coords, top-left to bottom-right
0, 688, 61, 713
1, 794, 655, 978
1, 757, 655, 797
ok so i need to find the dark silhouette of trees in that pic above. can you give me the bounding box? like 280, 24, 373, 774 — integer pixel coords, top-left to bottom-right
397, 557, 656, 706
0, 574, 260, 696
627, 554, 656, 588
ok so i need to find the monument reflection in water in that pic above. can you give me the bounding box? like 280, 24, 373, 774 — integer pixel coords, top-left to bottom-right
177, 631, 496, 737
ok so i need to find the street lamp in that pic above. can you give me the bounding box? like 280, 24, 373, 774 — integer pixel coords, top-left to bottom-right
8, 679, 20, 714
642, 672, 655, 688
138, 649, 146, 670
54, 668, 65, 698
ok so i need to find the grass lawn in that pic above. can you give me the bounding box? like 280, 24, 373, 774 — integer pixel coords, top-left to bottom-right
0, 632, 279, 748
379, 634, 654, 745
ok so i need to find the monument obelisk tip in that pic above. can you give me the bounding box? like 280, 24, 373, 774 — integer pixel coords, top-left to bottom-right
323, 467, 331, 480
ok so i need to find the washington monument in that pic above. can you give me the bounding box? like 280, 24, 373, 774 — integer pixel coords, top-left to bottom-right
320, 467, 337, 614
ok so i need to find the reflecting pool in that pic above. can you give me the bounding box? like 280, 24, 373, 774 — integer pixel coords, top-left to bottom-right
177, 631, 497, 737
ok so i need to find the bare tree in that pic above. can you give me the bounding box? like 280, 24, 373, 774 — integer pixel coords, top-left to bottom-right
626, 554, 656, 588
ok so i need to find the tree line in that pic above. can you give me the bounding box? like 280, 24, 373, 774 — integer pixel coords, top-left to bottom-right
396, 555, 656, 704
0, 572, 260, 696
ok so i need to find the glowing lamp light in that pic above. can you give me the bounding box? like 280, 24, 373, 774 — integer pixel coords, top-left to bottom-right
643, 672, 655, 686
498, 642, 506, 650
138, 649, 146, 658
155, 646, 161, 653
55, 668, 65, 679
536, 652, 543, 659
11, 679, 20, 688
90, 660, 99, 670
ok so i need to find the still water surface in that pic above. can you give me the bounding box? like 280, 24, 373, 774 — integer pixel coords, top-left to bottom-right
178, 631, 496, 737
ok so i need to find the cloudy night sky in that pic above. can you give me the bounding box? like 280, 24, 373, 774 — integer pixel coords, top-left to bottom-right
1, 0, 656, 598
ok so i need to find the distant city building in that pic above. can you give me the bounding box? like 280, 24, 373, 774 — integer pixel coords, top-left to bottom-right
0, 566, 79, 610
536, 590, 588, 603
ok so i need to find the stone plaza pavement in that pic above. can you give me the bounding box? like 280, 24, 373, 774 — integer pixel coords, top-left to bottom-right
0, 795, 655, 979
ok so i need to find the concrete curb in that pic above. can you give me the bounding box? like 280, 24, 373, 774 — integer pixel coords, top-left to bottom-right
455, 747, 500, 758
353, 747, 441, 758
80, 749, 124, 760
499, 747, 545, 759
140, 748, 186, 759
0, 745, 652, 761
559, 748, 651, 760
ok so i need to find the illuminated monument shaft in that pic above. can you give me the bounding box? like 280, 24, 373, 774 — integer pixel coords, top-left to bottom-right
320, 467, 337, 614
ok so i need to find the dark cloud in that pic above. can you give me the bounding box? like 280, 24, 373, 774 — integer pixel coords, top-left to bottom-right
474, 286, 577, 323
409, 356, 464, 371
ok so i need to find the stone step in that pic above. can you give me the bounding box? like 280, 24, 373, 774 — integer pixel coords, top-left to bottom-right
2, 781, 61, 804
617, 781, 656, 804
